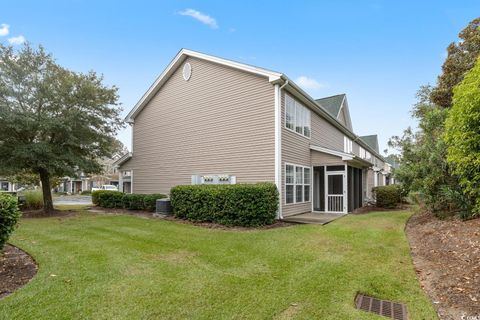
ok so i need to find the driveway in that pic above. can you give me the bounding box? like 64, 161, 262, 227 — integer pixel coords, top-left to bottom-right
53, 195, 92, 205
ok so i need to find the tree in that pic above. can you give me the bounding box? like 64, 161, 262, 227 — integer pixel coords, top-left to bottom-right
0, 44, 123, 212
431, 17, 480, 108
444, 58, 480, 217
389, 86, 462, 213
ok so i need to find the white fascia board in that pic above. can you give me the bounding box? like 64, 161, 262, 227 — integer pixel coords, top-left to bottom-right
113, 152, 132, 167
310, 145, 354, 161
125, 49, 282, 123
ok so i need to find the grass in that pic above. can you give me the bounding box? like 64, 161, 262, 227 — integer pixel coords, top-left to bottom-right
0, 208, 437, 319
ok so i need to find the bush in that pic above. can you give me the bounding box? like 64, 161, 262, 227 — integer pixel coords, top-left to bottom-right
170, 183, 279, 227
80, 190, 91, 195
0, 193, 21, 250
95, 191, 124, 208
92, 190, 167, 212
373, 185, 403, 209
21, 190, 43, 210
143, 194, 167, 212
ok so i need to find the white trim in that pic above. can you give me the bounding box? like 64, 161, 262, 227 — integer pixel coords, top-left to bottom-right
274, 84, 282, 218
130, 170, 134, 194
310, 145, 354, 161
113, 152, 132, 167
125, 49, 282, 122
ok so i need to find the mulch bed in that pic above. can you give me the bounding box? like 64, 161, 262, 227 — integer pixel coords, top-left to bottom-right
406, 209, 480, 319
87, 206, 294, 230
352, 205, 408, 214
0, 244, 38, 299
21, 209, 77, 219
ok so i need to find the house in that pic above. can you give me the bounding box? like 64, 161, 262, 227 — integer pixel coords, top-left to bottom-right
0, 179, 18, 192
116, 49, 390, 218
56, 158, 120, 193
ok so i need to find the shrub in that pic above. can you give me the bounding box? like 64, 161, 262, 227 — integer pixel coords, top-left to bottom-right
21, 190, 44, 210
95, 191, 124, 208
80, 190, 91, 195
143, 194, 167, 212
91, 190, 104, 205
0, 193, 21, 250
92, 191, 167, 212
373, 185, 403, 209
170, 183, 279, 227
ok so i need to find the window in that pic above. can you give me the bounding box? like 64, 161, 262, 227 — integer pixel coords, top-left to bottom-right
344, 136, 353, 153
285, 164, 311, 204
360, 147, 372, 160
286, 95, 295, 130
285, 94, 311, 138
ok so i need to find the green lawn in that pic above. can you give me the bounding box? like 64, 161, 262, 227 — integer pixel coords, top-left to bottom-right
0, 208, 436, 319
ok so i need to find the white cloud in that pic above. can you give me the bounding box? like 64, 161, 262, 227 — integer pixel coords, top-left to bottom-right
179, 8, 218, 29
0, 24, 9, 36
295, 76, 326, 90
8, 35, 25, 45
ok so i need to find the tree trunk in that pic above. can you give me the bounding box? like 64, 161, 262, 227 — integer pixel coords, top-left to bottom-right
39, 169, 54, 213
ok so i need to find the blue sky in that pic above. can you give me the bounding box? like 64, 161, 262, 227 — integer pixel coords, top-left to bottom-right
2, 1, 479, 153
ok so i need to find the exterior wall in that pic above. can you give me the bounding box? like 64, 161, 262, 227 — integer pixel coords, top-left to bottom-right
122, 56, 276, 194
281, 90, 348, 217
311, 151, 343, 166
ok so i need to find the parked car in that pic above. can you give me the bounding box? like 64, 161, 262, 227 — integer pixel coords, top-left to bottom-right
91, 185, 118, 192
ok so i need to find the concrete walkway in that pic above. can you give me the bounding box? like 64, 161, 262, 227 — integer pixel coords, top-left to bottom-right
282, 212, 345, 225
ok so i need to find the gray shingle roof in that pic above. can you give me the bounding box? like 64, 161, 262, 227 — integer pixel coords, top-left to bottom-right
315, 94, 346, 118
359, 135, 379, 153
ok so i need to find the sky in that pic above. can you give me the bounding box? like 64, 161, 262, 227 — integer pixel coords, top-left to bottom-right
2, 1, 479, 153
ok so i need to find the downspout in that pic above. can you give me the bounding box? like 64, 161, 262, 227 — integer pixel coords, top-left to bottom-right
275, 79, 288, 219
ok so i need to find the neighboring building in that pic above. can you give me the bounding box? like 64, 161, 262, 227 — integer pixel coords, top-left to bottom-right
56, 158, 120, 193
116, 49, 389, 218
0, 179, 18, 192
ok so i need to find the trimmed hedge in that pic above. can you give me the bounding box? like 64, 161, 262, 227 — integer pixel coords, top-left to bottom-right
373, 185, 403, 209
170, 183, 279, 227
91, 190, 167, 211
0, 193, 21, 250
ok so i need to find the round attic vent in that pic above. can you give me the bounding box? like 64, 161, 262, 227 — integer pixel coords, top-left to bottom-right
182, 63, 192, 81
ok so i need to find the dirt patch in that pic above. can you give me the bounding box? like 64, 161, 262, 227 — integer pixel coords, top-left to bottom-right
406, 209, 480, 319
87, 206, 294, 231
0, 244, 38, 299
21, 208, 77, 219
273, 303, 302, 319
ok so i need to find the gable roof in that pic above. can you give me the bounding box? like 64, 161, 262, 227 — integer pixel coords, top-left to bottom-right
315, 94, 345, 117
125, 49, 385, 162
359, 135, 379, 153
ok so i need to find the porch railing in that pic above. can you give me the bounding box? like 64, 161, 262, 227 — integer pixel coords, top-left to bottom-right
327, 195, 344, 213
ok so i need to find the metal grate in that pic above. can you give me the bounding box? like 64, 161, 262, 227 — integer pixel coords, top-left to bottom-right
355, 293, 408, 320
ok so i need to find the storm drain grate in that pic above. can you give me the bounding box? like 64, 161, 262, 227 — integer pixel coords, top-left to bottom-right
355, 293, 408, 320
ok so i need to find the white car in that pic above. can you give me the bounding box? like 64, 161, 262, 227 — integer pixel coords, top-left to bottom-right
91, 185, 118, 192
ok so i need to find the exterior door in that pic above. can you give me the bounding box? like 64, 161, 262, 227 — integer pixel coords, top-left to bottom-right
325, 171, 346, 213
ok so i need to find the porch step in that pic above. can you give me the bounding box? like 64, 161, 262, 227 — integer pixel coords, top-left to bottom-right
282, 212, 345, 225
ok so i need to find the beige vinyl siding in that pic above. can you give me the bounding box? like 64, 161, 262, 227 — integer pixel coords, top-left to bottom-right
311, 151, 343, 166
366, 169, 375, 199
122, 56, 275, 194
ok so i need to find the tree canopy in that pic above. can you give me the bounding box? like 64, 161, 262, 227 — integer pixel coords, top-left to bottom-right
431, 18, 480, 108
0, 44, 124, 212
444, 58, 480, 217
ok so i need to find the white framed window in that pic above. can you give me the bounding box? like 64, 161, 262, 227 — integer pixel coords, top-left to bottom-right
344, 136, 353, 153
285, 94, 311, 138
285, 163, 311, 204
